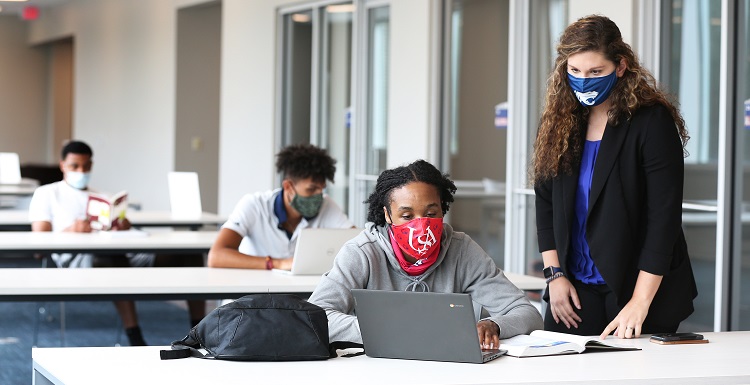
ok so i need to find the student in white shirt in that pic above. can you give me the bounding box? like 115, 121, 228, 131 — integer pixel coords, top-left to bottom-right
28, 141, 205, 346
208, 144, 354, 270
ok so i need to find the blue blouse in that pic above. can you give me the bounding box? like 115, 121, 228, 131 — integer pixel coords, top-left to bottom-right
569, 140, 606, 284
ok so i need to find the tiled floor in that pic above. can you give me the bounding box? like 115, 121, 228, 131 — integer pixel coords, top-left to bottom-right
0, 256, 201, 385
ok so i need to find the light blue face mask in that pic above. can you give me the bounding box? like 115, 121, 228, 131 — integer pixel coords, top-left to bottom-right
65, 171, 90, 190
567, 70, 618, 107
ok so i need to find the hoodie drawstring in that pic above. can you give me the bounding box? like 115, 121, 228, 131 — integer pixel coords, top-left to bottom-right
405, 279, 429, 292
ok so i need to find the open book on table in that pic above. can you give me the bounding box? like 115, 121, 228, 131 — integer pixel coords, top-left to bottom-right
87, 190, 128, 231
500, 330, 640, 357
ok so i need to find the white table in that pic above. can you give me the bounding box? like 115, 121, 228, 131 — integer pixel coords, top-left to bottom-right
0, 230, 218, 254
502, 272, 545, 291
125, 211, 225, 228
32, 332, 750, 384
0, 268, 544, 301
0, 183, 37, 196
0, 267, 321, 301
0, 210, 226, 230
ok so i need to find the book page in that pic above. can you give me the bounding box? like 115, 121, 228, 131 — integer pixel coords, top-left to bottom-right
110, 191, 128, 229
530, 330, 598, 347
500, 334, 583, 357
530, 330, 636, 350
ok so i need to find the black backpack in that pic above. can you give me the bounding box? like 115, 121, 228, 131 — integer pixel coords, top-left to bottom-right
160, 293, 361, 361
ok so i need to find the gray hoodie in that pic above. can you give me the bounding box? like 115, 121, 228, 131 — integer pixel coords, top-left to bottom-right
308, 222, 543, 343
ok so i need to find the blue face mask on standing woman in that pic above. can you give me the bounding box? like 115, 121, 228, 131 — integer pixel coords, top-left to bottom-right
567, 70, 618, 107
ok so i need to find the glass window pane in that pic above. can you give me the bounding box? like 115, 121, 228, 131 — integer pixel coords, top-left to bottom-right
664, 0, 721, 332
350, 5, 390, 226
444, 0, 509, 267
366, 6, 389, 175
319, 3, 354, 212
739, 0, 750, 330
522, 0, 568, 275
281, 11, 314, 146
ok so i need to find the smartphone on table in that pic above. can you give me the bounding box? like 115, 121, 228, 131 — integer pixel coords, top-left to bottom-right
649, 332, 708, 345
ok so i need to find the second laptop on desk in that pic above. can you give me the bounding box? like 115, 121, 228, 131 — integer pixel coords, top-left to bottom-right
274, 228, 361, 275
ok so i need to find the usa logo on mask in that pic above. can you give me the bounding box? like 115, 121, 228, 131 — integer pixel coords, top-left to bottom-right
407, 225, 437, 256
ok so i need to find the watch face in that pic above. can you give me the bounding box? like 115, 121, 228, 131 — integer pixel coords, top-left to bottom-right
543, 266, 560, 278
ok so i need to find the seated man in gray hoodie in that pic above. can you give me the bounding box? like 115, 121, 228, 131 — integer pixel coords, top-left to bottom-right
308, 160, 543, 349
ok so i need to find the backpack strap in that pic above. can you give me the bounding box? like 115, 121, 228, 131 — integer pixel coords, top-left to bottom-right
159, 335, 206, 360
329, 341, 365, 358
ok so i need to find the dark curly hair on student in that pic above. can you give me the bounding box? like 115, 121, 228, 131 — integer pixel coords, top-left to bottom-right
275, 144, 336, 183
366, 159, 457, 226
61, 140, 93, 160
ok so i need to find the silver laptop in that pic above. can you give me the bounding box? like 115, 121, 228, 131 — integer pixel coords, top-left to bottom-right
274, 228, 361, 275
351, 289, 507, 364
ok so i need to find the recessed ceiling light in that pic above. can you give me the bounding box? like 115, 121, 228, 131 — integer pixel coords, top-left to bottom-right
291, 13, 311, 23
326, 4, 355, 13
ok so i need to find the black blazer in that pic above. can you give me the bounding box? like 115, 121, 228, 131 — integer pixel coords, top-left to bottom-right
535, 104, 697, 326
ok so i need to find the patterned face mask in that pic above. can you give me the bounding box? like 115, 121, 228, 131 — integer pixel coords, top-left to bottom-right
567, 70, 618, 107
388, 216, 443, 276
290, 189, 324, 219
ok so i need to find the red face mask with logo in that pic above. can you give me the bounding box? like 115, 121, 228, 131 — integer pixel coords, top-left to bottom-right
387, 216, 443, 276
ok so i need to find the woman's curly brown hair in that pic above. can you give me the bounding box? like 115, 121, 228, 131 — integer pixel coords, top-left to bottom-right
531, 15, 689, 185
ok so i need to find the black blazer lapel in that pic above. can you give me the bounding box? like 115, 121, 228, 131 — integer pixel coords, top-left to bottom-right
588, 120, 629, 215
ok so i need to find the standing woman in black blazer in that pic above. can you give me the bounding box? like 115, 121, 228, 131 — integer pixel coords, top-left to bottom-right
532, 15, 697, 339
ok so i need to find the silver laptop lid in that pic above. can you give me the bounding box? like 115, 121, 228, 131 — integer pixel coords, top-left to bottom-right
352, 289, 503, 364
288, 228, 361, 275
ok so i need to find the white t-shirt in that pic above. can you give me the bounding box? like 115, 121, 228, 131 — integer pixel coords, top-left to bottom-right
222, 189, 354, 259
28, 181, 153, 268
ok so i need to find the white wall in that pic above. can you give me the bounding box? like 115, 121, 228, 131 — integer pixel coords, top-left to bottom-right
568, 0, 635, 45
18, 0, 475, 216
219, 0, 298, 215
25, 0, 331, 215
28, 0, 186, 210
386, 0, 435, 168
0, 15, 48, 164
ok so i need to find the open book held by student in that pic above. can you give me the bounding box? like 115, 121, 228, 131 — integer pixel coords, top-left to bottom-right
87, 190, 128, 231
500, 330, 640, 357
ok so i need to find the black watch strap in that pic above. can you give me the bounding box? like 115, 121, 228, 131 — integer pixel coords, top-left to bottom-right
543, 266, 564, 278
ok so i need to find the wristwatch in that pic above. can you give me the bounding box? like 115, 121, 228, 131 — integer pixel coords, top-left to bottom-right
543, 266, 564, 279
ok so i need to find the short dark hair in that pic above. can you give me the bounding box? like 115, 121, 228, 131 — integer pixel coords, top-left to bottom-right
61, 140, 93, 160
365, 159, 456, 226
275, 144, 336, 183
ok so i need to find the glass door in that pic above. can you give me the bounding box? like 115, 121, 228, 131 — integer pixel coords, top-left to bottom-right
350, 3, 390, 226
506, 0, 568, 275
278, 2, 354, 212
441, 0, 511, 267
662, 0, 722, 332
280, 10, 314, 147
317, 4, 354, 211
735, 0, 750, 331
